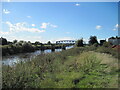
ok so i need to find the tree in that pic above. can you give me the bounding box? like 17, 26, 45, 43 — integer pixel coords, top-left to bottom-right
35, 41, 40, 45
100, 40, 106, 45
28, 41, 31, 44
0, 37, 7, 45
22, 42, 34, 52
47, 41, 51, 45
89, 36, 98, 45
75, 39, 84, 47
13, 40, 17, 44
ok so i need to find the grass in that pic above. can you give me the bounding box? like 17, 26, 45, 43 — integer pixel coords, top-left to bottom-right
2, 46, 119, 88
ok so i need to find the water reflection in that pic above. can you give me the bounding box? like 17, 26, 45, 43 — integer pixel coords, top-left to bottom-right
2, 46, 73, 66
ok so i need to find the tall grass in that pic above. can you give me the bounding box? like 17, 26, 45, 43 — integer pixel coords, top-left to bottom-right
2, 46, 118, 88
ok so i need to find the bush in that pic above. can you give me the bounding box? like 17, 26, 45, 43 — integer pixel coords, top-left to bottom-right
75, 39, 84, 47
102, 42, 112, 47
22, 42, 35, 52
89, 36, 98, 45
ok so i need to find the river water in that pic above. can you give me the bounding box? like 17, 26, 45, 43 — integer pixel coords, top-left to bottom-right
2, 46, 73, 66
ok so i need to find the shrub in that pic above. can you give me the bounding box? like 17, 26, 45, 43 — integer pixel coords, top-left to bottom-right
22, 42, 35, 52
75, 39, 84, 47
102, 42, 112, 47
89, 36, 98, 45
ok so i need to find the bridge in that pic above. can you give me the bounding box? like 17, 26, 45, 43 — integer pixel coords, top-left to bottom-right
56, 40, 76, 44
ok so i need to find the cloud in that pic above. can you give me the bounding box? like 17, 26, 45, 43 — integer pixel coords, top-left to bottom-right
27, 16, 32, 18
40, 22, 57, 29
115, 24, 119, 28
40, 22, 49, 29
96, 25, 102, 30
113, 24, 119, 31
31, 24, 35, 27
50, 24, 58, 28
7, 0, 11, 2
75, 3, 80, 6
2, 21, 45, 34
3, 9, 10, 14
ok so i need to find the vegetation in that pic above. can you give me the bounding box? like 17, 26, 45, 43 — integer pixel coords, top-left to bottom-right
75, 38, 84, 47
2, 36, 119, 88
47, 41, 51, 45
0, 37, 73, 56
89, 36, 98, 45
2, 44, 119, 88
0, 37, 8, 45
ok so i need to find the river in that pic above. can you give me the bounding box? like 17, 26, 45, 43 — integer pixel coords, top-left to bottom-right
2, 46, 74, 66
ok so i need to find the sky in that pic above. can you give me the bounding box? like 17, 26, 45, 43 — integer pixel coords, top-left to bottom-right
0, 2, 119, 43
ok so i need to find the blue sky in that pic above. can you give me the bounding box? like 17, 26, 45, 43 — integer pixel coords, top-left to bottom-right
1, 2, 118, 43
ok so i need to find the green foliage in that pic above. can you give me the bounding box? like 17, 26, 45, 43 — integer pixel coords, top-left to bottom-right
93, 43, 99, 47
2, 46, 118, 88
13, 40, 17, 44
35, 41, 41, 45
96, 46, 118, 58
102, 41, 112, 47
22, 42, 35, 52
89, 36, 98, 45
47, 41, 51, 45
0, 37, 8, 45
100, 40, 106, 45
75, 39, 84, 47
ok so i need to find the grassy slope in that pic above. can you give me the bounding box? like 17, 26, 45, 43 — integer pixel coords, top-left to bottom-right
2, 47, 118, 88
39, 51, 118, 88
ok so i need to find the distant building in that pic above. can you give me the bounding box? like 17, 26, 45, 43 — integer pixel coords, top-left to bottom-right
56, 40, 76, 44
108, 37, 120, 45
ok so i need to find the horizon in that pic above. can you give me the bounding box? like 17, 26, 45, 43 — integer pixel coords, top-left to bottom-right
0, 2, 118, 43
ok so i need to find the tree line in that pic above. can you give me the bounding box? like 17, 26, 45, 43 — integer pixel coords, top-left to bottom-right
75, 36, 116, 47
0, 36, 118, 56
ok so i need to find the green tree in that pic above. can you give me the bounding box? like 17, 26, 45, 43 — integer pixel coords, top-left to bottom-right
75, 39, 84, 47
28, 41, 31, 44
13, 40, 17, 44
0, 37, 7, 45
89, 36, 98, 45
22, 42, 34, 52
35, 41, 40, 45
47, 41, 51, 45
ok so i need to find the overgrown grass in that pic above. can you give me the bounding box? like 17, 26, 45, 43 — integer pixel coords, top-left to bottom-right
2, 46, 119, 88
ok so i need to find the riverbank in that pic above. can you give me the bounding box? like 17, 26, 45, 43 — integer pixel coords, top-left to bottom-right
2, 46, 73, 66
2, 46, 119, 88
1, 44, 72, 56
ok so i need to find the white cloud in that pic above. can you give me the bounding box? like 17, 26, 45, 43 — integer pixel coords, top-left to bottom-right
3, 9, 10, 14
50, 24, 58, 28
31, 24, 35, 27
40, 22, 49, 29
7, 0, 11, 2
75, 3, 80, 6
113, 24, 119, 31
2, 21, 45, 34
96, 25, 102, 30
27, 16, 32, 18
40, 22, 58, 29
115, 24, 119, 28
